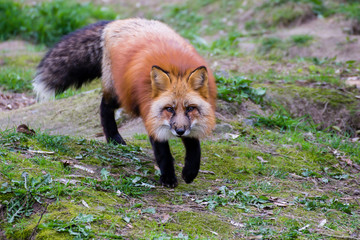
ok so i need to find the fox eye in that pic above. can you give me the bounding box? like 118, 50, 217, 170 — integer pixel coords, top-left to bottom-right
165, 107, 175, 113
186, 106, 195, 112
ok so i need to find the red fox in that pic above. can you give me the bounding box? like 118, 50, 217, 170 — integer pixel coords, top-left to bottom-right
33, 19, 217, 187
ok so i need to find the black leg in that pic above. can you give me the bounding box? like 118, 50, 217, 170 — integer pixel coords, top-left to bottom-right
181, 137, 201, 184
150, 137, 178, 188
100, 96, 126, 145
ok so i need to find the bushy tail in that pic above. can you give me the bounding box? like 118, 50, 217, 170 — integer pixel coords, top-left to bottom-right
33, 20, 111, 101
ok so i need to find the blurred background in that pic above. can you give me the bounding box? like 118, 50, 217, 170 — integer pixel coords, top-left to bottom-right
1, 0, 359, 133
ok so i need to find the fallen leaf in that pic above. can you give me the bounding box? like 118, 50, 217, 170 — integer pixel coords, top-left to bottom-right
342, 158, 353, 166
318, 219, 327, 228
123, 216, 131, 223
73, 164, 95, 174
81, 199, 90, 208
225, 133, 239, 139
161, 214, 171, 224
17, 124, 35, 136
331, 126, 341, 132
257, 156, 268, 163
274, 202, 288, 207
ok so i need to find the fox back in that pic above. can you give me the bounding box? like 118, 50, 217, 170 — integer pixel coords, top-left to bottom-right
102, 19, 217, 141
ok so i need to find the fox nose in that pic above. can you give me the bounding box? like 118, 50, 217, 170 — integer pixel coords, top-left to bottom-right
175, 128, 185, 136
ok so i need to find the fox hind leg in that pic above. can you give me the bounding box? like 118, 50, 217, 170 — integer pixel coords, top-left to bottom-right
100, 95, 126, 145
181, 137, 201, 184
150, 137, 178, 188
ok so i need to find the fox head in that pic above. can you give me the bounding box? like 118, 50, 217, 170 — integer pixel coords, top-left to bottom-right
145, 65, 216, 141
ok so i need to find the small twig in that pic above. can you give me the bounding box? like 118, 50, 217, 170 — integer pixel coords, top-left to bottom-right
29, 203, 49, 240
199, 170, 215, 175
28, 150, 55, 155
321, 101, 329, 115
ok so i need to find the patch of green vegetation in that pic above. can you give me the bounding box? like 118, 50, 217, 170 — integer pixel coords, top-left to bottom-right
250, 64, 342, 86
258, 0, 360, 26
196, 186, 270, 211
259, 37, 283, 54
266, 83, 357, 109
162, 0, 247, 37
253, 122, 360, 164
40, 213, 98, 239
251, 106, 308, 131
245, 1, 319, 31
0, 172, 52, 223
131, 211, 233, 238
209, 31, 244, 56
257, 35, 315, 60
162, 4, 203, 42
0, 0, 117, 45
216, 74, 266, 104
82, 171, 152, 198
328, 1, 360, 21
55, 81, 101, 99
0, 129, 155, 239
2, 54, 42, 67
290, 34, 314, 46
296, 195, 354, 214
266, 2, 313, 27
0, 66, 34, 92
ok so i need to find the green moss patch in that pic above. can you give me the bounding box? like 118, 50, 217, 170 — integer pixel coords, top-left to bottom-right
263, 83, 360, 131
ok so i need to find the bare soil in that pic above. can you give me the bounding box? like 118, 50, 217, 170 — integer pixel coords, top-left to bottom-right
276, 16, 360, 61
0, 40, 31, 56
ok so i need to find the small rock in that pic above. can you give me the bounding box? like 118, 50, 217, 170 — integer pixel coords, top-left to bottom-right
214, 123, 233, 133
243, 118, 254, 126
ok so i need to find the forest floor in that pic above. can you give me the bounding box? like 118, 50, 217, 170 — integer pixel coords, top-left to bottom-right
0, 0, 360, 239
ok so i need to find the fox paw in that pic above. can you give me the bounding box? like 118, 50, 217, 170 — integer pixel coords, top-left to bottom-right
160, 175, 178, 188
109, 135, 126, 145
182, 168, 198, 184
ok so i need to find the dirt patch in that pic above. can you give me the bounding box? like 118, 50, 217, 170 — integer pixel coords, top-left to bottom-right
0, 40, 39, 57
0, 90, 148, 141
0, 90, 102, 137
0, 92, 35, 111
275, 16, 360, 61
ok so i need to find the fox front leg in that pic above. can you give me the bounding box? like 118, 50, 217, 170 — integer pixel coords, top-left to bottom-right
150, 137, 178, 188
181, 137, 201, 184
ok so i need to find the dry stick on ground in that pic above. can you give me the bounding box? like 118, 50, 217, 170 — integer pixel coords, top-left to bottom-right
29, 203, 49, 240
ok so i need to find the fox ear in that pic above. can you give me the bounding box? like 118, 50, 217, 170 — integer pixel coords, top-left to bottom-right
188, 66, 209, 98
151, 66, 171, 97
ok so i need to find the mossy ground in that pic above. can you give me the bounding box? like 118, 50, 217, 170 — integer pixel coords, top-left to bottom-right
1, 0, 360, 239
1, 123, 359, 239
